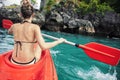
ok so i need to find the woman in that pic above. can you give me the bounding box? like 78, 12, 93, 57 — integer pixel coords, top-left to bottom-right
8, 4, 65, 65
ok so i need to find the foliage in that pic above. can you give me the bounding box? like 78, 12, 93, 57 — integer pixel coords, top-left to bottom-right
44, 0, 116, 14
107, 0, 120, 13
77, 0, 114, 15
96, 2, 113, 13
31, 0, 36, 4
77, 1, 88, 14
44, 0, 81, 12
113, 0, 120, 13
44, 0, 56, 12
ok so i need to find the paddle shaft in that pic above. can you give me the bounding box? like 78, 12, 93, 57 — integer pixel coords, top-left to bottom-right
42, 33, 75, 46
42, 33, 114, 58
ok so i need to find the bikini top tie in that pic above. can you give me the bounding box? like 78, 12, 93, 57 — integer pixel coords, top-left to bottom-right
14, 20, 37, 57
15, 41, 37, 57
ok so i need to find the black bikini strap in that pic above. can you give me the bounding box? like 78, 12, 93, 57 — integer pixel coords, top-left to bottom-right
20, 41, 37, 43
21, 20, 30, 24
11, 57, 36, 65
15, 41, 37, 57
15, 41, 22, 57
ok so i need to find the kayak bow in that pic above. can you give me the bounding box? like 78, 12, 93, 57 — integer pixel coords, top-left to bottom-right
0, 50, 58, 80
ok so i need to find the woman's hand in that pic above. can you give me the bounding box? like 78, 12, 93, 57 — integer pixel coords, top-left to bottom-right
57, 38, 66, 44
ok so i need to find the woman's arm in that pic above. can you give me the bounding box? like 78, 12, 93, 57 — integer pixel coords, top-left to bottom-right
8, 25, 14, 34
34, 25, 65, 50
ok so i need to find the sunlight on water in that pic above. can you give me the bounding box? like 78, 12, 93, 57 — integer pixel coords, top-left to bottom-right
50, 50, 60, 56
77, 66, 117, 80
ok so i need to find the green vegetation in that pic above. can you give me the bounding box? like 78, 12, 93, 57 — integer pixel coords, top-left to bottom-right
77, 0, 113, 15
44, 0, 56, 12
31, 0, 36, 5
2, 0, 119, 14
100, 0, 120, 13
44, 0, 119, 14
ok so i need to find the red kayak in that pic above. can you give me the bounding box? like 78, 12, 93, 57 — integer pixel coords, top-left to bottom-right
0, 50, 58, 80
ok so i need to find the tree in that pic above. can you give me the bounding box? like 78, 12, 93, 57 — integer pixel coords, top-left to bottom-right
76, 0, 114, 15
99, 0, 120, 13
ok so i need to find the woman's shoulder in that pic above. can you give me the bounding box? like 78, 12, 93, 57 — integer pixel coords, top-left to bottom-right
31, 23, 41, 28
12, 23, 21, 26
12, 23, 41, 29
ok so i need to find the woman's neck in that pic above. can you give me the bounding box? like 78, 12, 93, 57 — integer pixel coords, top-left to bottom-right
23, 18, 32, 23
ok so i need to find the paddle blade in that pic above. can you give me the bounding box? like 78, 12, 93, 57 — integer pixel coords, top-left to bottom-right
2, 19, 13, 29
78, 42, 120, 66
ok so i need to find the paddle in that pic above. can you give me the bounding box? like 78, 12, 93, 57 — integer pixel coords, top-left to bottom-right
2, 19, 120, 66
42, 34, 120, 66
2, 19, 13, 29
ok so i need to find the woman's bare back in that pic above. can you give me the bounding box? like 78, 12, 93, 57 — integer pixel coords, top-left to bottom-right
10, 22, 40, 63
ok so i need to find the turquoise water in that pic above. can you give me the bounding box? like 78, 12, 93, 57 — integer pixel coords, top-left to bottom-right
0, 28, 120, 80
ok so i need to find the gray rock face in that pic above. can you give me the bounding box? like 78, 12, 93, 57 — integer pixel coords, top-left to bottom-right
83, 12, 120, 38
0, 6, 45, 25
44, 10, 95, 34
